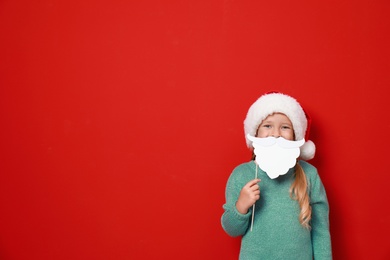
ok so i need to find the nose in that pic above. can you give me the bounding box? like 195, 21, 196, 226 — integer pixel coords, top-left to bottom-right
271, 128, 281, 138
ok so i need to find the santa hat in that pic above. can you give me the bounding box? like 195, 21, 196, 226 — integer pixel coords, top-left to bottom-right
244, 92, 316, 160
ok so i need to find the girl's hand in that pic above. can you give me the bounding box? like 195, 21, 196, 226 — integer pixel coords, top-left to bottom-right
236, 179, 261, 214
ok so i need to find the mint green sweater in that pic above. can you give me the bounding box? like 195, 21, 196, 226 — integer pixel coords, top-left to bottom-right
221, 160, 332, 260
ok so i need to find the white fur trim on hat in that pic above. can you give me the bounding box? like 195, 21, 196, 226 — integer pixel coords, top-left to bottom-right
244, 92, 316, 160
299, 140, 316, 160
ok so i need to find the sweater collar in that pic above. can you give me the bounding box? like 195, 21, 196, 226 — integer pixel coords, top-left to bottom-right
251, 160, 296, 179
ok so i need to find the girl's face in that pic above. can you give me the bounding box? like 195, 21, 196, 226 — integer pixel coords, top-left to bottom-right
256, 113, 294, 141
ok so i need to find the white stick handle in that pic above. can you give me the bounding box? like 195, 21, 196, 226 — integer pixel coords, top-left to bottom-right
250, 164, 258, 232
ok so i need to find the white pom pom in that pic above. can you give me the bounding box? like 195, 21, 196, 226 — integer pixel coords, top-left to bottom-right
300, 140, 316, 160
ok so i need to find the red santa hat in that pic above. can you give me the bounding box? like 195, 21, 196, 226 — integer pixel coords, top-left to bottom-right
244, 92, 316, 160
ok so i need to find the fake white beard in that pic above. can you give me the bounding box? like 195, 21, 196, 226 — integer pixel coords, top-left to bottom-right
247, 134, 305, 179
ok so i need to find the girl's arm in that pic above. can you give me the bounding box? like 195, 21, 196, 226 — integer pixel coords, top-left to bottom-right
309, 172, 332, 260
221, 171, 253, 237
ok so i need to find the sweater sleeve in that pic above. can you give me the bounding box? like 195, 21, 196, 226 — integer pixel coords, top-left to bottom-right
221, 168, 252, 237
309, 168, 332, 260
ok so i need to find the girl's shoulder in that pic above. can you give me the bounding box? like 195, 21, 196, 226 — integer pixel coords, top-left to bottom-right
298, 160, 322, 182
231, 161, 254, 173
298, 160, 318, 176
228, 161, 256, 181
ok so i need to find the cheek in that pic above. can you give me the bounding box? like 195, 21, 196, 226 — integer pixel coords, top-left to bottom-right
256, 128, 268, 138
283, 131, 295, 140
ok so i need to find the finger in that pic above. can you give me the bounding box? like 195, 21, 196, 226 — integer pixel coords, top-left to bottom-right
246, 178, 261, 188
250, 182, 261, 190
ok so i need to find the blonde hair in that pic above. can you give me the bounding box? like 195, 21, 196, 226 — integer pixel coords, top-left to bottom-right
252, 114, 312, 228
289, 163, 312, 229
251, 152, 312, 228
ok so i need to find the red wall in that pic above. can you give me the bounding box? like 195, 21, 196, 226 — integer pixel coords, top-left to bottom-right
1, 1, 389, 259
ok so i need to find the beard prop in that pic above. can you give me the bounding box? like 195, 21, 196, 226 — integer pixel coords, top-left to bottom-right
247, 134, 305, 179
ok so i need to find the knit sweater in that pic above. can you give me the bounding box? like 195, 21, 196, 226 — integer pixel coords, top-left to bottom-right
221, 160, 332, 260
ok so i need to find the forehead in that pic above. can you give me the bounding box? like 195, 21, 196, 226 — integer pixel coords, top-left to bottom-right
262, 113, 292, 124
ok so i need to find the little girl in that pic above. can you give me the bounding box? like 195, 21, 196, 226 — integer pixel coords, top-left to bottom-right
221, 92, 332, 259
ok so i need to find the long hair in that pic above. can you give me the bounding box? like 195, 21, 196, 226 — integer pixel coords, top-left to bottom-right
289, 162, 312, 229
252, 152, 312, 229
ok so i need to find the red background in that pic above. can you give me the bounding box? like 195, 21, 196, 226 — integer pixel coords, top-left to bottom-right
1, 1, 389, 259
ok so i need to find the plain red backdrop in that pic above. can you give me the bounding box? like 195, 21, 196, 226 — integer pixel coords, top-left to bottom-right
1, 0, 389, 259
